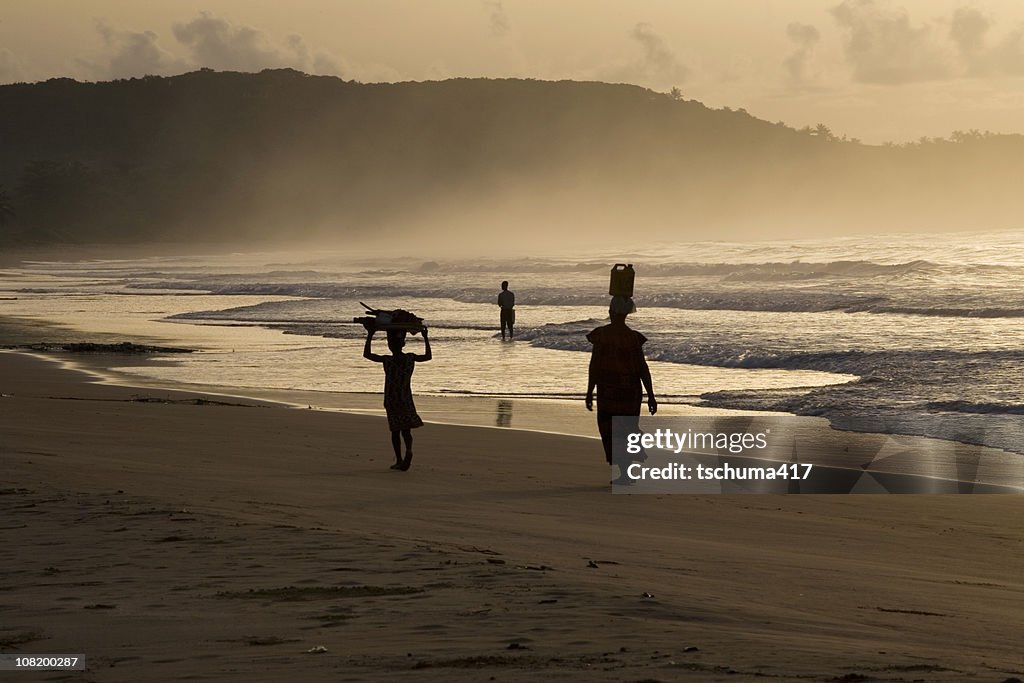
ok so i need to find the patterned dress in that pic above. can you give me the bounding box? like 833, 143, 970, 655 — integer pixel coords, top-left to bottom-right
382, 353, 424, 432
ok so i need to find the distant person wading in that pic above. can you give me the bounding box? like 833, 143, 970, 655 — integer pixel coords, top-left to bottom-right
498, 280, 516, 340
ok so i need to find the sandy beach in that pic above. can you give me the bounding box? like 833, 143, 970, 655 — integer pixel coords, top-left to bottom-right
2, 349, 1023, 682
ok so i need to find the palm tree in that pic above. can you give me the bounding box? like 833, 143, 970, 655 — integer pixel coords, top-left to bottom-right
0, 185, 15, 226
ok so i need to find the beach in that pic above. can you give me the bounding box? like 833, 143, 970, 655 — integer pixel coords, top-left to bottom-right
5, 13, 1024, 680
3, 349, 1024, 682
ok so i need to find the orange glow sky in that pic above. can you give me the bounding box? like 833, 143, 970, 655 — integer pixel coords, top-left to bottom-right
3, 0, 1024, 142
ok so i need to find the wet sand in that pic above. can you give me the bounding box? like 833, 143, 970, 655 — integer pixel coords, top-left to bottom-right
2, 350, 1024, 681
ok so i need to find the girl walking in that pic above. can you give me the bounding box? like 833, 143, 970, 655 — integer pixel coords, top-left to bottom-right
363, 327, 432, 471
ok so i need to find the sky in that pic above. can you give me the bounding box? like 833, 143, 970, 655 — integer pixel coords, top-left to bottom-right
3, 0, 1024, 143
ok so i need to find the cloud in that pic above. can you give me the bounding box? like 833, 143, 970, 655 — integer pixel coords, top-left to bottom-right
990, 28, 1024, 76
600, 23, 689, 87
831, 0, 954, 84
96, 22, 188, 79
829, 2, 1024, 83
313, 53, 344, 76
949, 8, 1024, 78
483, 1, 510, 37
949, 8, 990, 59
172, 13, 296, 71
76, 14, 345, 81
631, 23, 689, 82
171, 12, 341, 76
281, 33, 342, 75
0, 48, 25, 83
783, 22, 821, 85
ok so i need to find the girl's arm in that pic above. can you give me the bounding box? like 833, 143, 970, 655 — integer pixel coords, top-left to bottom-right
363, 330, 386, 362
412, 328, 432, 362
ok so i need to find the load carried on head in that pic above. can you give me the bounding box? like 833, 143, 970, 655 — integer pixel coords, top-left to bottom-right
354, 302, 426, 334
609, 263, 635, 298
609, 263, 636, 315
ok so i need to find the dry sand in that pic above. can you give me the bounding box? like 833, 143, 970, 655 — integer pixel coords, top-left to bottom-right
2, 350, 1023, 682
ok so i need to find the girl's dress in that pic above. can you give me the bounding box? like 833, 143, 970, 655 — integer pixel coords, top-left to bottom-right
382, 352, 424, 432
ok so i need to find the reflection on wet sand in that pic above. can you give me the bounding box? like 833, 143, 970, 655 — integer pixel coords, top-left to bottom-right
496, 399, 513, 428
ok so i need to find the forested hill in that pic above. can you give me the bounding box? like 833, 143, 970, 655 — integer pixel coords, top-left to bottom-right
1, 69, 1022, 247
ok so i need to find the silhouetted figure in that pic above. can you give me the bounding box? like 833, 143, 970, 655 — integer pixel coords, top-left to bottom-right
498, 280, 516, 340
585, 298, 657, 482
364, 327, 432, 471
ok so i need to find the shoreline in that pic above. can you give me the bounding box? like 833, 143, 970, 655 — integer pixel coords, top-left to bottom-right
3, 301, 1022, 487
9, 347, 1024, 492
56, 350, 788, 439
0, 310, 797, 438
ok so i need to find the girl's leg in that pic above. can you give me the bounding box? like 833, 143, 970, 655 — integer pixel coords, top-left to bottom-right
390, 431, 403, 469
399, 429, 414, 470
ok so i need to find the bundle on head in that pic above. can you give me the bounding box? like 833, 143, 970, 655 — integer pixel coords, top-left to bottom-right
354, 302, 425, 334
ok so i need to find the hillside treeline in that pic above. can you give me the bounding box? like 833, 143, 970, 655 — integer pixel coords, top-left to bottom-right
1, 69, 1022, 246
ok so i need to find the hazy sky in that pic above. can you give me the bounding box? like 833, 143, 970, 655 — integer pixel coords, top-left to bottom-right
3, 0, 1024, 142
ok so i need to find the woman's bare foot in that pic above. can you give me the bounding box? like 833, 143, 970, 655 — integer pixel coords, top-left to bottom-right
399, 451, 413, 471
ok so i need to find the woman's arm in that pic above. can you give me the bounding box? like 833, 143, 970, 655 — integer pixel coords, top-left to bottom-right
585, 351, 597, 411
639, 353, 657, 414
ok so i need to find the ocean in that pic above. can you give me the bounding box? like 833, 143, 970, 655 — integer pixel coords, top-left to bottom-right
4, 228, 1024, 454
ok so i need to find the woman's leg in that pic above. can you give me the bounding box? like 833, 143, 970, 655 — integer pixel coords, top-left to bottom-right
596, 411, 614, 465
